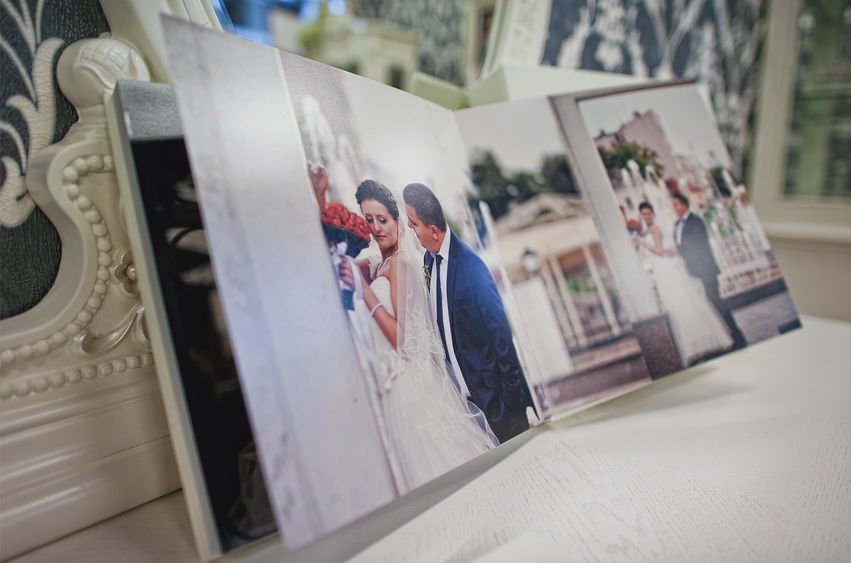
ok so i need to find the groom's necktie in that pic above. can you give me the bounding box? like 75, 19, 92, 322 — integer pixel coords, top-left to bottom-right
434, 254, 451, 364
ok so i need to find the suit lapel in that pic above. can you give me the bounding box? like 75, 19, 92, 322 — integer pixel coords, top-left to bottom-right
446, 232, 459, 329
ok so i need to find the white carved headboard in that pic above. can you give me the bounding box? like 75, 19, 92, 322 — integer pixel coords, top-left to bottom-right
0, 1, 221, 558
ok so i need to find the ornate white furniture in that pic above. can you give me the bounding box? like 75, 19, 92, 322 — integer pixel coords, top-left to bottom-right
0, 34, 176, 560
0, 2, 221, 558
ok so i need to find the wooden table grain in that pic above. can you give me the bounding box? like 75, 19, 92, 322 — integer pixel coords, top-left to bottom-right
11, 316, 850, 562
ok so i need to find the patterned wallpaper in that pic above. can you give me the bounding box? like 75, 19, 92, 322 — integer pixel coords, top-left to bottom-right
0, 0, 764, 319
542, 0, 765, 171
358, 0, 764, 171
0, 0, 110, 318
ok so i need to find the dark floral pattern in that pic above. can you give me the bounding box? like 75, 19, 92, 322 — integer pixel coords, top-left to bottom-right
541, 0, 765, 172
1, 0, 110, 318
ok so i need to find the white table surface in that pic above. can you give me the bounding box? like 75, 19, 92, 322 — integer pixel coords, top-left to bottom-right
11, 316, 851, 562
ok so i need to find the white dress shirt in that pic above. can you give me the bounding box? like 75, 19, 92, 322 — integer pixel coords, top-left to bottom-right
429, 231, 471, 398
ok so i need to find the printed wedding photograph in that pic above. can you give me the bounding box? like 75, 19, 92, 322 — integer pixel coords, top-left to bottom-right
455, 98, 653, 416
564, 83, 800, 375
164, 19, 539, 551
283, 52, 539, 477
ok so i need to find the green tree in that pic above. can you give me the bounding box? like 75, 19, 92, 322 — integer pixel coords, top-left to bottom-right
470, 151, 578, 219
540, 154, 577, 194
469, 150, 512, 219
299, 4, 330, 58
598, 141, 664, 178
711, 166, 733, 197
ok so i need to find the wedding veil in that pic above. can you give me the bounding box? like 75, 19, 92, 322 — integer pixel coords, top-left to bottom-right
381, 201, 499, 476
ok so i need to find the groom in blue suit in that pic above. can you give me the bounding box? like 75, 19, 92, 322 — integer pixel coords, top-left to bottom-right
672, 193, 747, 350
402, 183, 533, 443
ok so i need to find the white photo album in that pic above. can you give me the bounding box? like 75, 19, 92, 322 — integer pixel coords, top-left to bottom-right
109, 16, 800, 559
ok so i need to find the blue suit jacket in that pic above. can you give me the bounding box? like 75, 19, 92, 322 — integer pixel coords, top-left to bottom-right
675, 212, 719, 283
425, 232, 533, 442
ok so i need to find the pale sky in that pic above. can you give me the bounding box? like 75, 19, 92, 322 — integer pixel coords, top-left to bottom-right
342, 70, 473, 228
455, 97, 566, 173
575, 84, 733, 169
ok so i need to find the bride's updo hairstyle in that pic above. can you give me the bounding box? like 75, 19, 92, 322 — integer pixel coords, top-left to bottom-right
355, 180, 399, 220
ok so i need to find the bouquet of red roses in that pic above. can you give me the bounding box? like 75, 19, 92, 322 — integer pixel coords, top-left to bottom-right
626, 218, 643, 234
320, 202, 371, 257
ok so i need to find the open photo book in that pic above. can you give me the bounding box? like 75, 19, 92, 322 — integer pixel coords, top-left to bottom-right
107, 17, 800, 560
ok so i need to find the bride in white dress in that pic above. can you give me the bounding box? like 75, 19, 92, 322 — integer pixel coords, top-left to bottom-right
343, 180, 497, 494
637, 202, 733, 366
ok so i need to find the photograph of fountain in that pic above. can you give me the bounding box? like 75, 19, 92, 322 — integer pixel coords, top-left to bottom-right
567, 83, 800, 375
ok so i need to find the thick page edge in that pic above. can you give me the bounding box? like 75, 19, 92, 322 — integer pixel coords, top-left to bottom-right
104, 81, 224, 561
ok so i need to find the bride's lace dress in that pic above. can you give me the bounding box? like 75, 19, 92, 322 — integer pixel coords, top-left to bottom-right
641, 230, 733, 365
368, 255, 497, 495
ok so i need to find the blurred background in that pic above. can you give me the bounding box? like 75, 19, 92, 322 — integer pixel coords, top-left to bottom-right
2, 0, 849, 324
215, 0, 851, 321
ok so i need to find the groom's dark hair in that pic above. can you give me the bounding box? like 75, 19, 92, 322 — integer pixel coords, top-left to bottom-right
403, 183, 447, 231
672, 192, 690, 207
356, 179, 398, 220
638, 202, 654, 212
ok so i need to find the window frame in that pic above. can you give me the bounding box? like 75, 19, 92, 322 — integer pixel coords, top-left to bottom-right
749, 0, 851, 244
